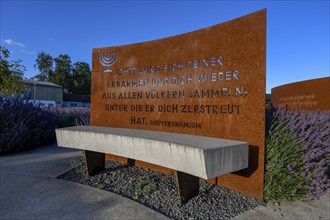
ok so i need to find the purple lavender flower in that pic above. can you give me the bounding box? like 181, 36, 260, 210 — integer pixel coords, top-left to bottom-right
316, 150, 323, 157
290, 122, 297, 131
265, 106, 329, 201
307, 185, 314, 191
307, 162, 315, 168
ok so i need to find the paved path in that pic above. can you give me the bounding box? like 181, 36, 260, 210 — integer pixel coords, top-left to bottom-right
1, 144, 329, 220
233, 191, 329, 220
0, 145, 168, 220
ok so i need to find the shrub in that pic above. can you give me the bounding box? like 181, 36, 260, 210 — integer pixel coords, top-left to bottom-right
48, 107, 90, 127
0, 97, 57, 154
75, 110, 90, 126
0, 97, 90, 155
265, 107, 330, 201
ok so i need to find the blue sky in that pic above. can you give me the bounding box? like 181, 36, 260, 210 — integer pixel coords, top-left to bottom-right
1, 1, 329, 93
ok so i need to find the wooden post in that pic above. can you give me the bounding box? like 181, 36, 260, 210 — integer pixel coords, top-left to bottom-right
84, 150, 105, 176
175, 171, 200, 206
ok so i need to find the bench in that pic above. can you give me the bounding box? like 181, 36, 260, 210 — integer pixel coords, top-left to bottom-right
56, 126, 249, 205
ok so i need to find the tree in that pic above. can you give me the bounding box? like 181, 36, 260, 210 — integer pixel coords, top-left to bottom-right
34, 51, 53, 82
71, 62, 91, 94
0, 46, 26, 96
33, 51, 91, 95
51, 54, 72, 93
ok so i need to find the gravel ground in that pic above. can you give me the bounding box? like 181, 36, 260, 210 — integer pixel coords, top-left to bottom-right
58, 160, 263, 219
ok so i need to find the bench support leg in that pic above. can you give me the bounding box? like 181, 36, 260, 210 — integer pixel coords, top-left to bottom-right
127, 158, 135, 166
84, 150, 105, 176
176, 171, 199, 206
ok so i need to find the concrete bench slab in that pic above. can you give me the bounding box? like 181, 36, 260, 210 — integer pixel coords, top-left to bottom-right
56, 126, 249, 205
56, 126, 248, 179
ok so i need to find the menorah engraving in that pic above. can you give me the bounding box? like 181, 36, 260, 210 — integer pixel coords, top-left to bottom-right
98, 52, 118, 72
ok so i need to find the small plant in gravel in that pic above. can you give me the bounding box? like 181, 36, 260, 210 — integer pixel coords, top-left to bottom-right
98, 184, 105, 190
133, 180, 158, 199
143, 183, 157, 196
132, 193, 139, 200
143, 185, 152, 195
265, 107, 330, 201
134, 181, 145, 191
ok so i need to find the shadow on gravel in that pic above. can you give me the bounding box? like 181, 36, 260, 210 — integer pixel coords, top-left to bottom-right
58, 160, 264, 220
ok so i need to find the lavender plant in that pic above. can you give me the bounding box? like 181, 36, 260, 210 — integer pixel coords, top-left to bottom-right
0, 97, 57, 154
47, 107, 89, 127
265, 107, 330, 201
0, 98, 90, 154
291, 110, 330, 200
75, 110, 90, 126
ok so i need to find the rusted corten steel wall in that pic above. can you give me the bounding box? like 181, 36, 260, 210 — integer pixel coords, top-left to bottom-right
91, 9, 266, 200
272, 77, 330, 111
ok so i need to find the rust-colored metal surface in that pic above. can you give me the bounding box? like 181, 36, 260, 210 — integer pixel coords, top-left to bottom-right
105, 154, 128, 164
105, 154, 175, 174
127, 158, 136, 166
272, 77, 330, 111
84, 150, 105, 176
176, 171, 200, 206
91, 9, 266, 200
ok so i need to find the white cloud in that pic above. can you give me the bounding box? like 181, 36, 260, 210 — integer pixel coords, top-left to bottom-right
3, 39, 25, 47
19, 49, 34, 55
